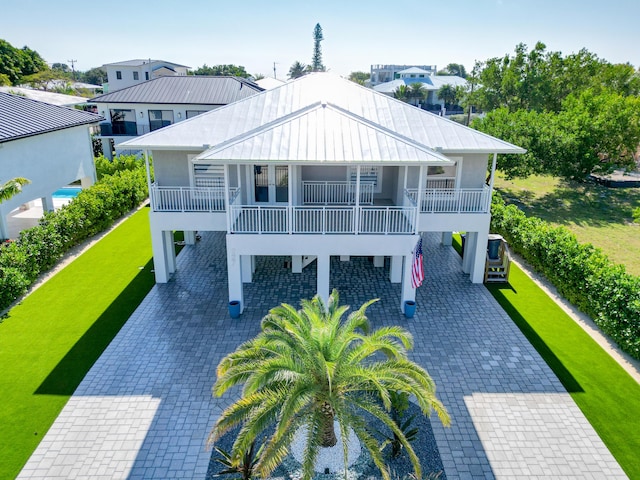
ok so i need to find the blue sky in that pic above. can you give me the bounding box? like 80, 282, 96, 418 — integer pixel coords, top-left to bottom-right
1, 0, 638, 78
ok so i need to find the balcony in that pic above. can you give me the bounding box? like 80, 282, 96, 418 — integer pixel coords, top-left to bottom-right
99, 122, 150, 137
406, 186, 491, 213
150, 184, 238, 212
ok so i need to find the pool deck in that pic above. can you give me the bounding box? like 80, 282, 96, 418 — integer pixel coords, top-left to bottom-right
17, 232, 627, 479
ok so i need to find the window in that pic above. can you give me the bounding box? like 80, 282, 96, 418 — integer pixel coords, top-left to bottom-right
133, 71, 139, 80
192, 163, 224, 187
109, 109, 136, 135
186, 110, 207, 119
116, 70, 122, 80
148, 110, 174, 131
348, 166, 383, 193
145, 71, 149, 80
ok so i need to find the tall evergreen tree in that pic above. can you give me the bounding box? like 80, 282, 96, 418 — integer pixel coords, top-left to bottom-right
311, 23, 325, 72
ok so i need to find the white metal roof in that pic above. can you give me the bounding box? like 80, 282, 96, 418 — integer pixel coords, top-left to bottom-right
122, 73, 525, 155
196, 102, 453, 164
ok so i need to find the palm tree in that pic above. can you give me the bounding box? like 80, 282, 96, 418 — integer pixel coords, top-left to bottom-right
210, 290, 450, 480
408, 83, 427, 106
437, 84, 458, 107
0, 177, 30, 203
288, 61, 308, 79
393, 84, 410, 103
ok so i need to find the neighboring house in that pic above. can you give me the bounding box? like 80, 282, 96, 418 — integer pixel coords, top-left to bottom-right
369, 64, 438, 86
102, 59, 190, 92
373, 70, 468, 112
0, 86, 88, 107
89, 76, 264, 158
0, 92, 103, 239
121, 73, 524, 312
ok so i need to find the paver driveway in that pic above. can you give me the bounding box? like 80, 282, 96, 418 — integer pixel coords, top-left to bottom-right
18, 232, 626, 479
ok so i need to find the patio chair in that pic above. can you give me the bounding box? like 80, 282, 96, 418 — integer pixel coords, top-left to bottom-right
484, 234, 511, 283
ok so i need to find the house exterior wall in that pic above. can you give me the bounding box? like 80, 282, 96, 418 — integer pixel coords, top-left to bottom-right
301, 165, 347, 182
153, 150, 196, 186
105, 63, 188, 92
459, 154, 489, 188
0, 125, 96, 237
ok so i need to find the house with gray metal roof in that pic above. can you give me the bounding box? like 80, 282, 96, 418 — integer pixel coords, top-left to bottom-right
102, 59, 191, 92
121, 73, 524, 313
0, 92, 103, 239
89, 76, 264, 159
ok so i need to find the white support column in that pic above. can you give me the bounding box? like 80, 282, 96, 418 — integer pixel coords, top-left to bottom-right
164, 230, 177, 274
489, 153, 497, 191
390, 256, 402, 283
184, 231, 196, 244
292, 255, 303, 273
400, 254, 416, 312
101, 139, 113, 160
288, 164, 293, 234
227, 243, 244, 312
470, 224, 491, 283
151, 228, 170, 283
224, 164, 232, 233
441, 232, 453, 246
354, 166, 361, 234
0, 214, 9, 241
251, 255, 256, 273
373, 256, 384, 267
41, 196, 54, 212
241, 255, 253, 283
316, 254, 330, 304
415, 165, 424, 233
462, 231, 476, 274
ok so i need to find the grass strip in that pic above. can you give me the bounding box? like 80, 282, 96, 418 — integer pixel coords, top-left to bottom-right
452, 235, 640, 478
0, 208, 157, 479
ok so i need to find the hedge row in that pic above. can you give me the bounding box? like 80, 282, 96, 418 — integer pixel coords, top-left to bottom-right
0, 166, 148, 311
490, 193, 640, 360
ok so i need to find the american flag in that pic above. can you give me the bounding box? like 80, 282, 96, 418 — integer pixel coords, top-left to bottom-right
411, 237, 424, 288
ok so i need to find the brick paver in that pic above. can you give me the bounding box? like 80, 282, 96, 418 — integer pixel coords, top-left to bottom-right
17, 232, 627, 479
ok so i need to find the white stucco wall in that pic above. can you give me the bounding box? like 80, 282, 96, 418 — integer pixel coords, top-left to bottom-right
152, 150, 198, 186
459, 154, 490, 188
0, 126, 96, 213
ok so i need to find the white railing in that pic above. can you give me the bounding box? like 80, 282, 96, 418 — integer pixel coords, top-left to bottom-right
406, 186, 491, 213
229, 205, 416, 234
302, 181, 374, 205
150, 184, 239, 212
426, 177, 456, 189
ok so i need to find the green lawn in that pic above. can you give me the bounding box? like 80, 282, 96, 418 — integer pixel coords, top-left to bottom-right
452, 235, 640, 478
0, 208, 156, 479
493, 173, 640, 276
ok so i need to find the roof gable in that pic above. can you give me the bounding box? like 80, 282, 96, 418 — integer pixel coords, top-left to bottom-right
122, 73, 524, 155
89, 76, 263, 105
0, 92, 103, 143
196, 102, 454, 163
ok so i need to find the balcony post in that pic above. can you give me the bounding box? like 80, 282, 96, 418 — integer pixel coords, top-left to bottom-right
224, 164, 231, 234
316, 254, 330, 304
288, 165, 293, 234
415, 165, 424, 233
354, 166, 361, 234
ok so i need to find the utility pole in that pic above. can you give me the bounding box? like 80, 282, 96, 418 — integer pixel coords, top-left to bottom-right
67, 59, 77, 81
273, 62, 278, 79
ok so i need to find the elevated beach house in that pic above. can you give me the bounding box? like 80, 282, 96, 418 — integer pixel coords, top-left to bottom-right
121, 74, 524, 312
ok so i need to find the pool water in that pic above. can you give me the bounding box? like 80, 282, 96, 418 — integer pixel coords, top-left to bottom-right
52, 187, 82, 199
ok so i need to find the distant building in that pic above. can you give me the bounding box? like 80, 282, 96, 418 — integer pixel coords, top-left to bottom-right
102, 59, 190, 92
89, 76, 264, 158
369, 64, 437, 86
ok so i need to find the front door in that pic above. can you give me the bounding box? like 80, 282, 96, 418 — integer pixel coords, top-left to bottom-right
254, 165, 288, 204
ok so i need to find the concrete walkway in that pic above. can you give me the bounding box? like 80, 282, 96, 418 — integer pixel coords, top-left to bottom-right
17, 233, 627, 479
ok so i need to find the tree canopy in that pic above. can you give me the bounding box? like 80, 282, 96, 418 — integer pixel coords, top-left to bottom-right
437, 63, 467, 78
348, 71, 370, 85
0, 39, 47, 85
191, 64, 249, 77
288, 61, 308, 79
470, 42, 640, 180
311, 23, 325, 72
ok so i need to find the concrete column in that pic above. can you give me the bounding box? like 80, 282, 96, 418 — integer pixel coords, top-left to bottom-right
470, 224, 490, 283
101, 139, 113, 160
400, 254, 416, 312
373, 256, 384, 267
241, 255, 253, 283
316, 254, 330, 304
80, 175, 94, 188
462, 232, 476, 274
41, 196, 54, 212
340, 255, 350, 262
227, 243, 244, 313
251, 255, 256, 273
390, 256, 402, 283
441, 232, 453, 246
292, 255, 303, 273
184, 231, 196, 245
164, 230, 177, 275
0, 213, 8, 240
151, 228, 170, 283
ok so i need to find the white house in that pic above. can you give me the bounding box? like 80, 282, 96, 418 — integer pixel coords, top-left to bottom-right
121, 73, 524, 312
0, 92, 103, 239
102, 59, 190, 92
369, 64, 438, 86
89, 76, 264, 159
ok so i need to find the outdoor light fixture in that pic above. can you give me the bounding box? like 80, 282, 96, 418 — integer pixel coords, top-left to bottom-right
139, 111, 143, 118
177, 112, 182, 119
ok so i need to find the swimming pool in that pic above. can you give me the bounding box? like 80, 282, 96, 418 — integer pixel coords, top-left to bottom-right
52, 187, 82, 199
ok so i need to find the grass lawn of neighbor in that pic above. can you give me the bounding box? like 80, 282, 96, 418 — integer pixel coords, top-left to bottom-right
493, 173, 640, 276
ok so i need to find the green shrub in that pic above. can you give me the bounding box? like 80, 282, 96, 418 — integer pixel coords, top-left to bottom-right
633, 207, 640, 224
94, 154, 149, 180
0, 165, 148, 311
491, 193, 640, 359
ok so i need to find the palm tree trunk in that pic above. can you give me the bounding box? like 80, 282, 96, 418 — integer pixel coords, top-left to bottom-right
320, 402, 337, 447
